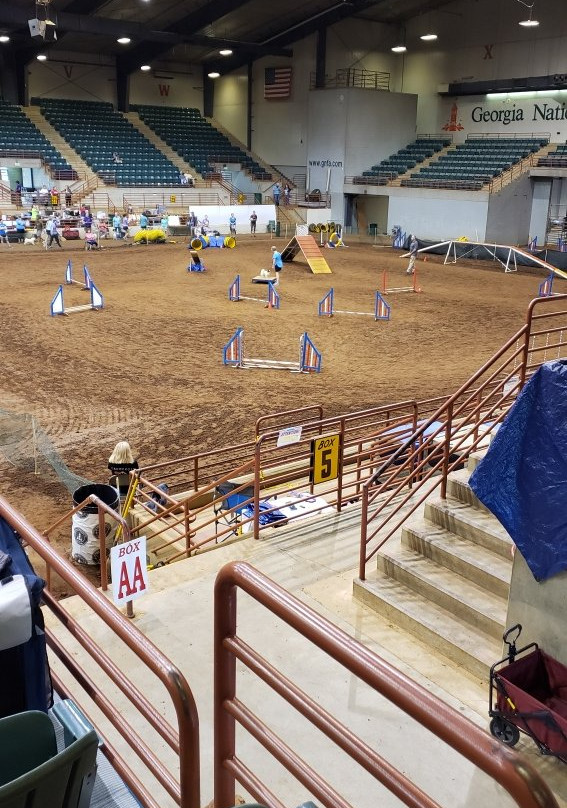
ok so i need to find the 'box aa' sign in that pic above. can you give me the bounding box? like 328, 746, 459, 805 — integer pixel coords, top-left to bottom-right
110, 536, 149, 606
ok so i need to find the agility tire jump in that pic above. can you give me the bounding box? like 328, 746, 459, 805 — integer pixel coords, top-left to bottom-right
50, 282, 104, 316
382, 268, 422, 294
318, 288, 390, 321
65, 260, 92, 291
223, 327, 321, 373
228, 274, 280, 309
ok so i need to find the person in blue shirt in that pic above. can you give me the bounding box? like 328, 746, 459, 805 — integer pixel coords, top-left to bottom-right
229, 213, 236, 235
271, 246, 283, 286
0, 220, 10, 246
112, 213, 122, 239
139, 213, 149, 230
15, 216, 27, 243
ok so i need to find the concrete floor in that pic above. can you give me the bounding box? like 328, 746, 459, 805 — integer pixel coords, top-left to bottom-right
49, 505, 567, 808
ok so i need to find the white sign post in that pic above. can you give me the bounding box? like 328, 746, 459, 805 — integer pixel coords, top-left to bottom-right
110, 536, 149, 608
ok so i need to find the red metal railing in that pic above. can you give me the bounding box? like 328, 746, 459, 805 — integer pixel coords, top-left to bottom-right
0, 495, 201, 808
359, 294, 567, 580
214, 561, 559, 808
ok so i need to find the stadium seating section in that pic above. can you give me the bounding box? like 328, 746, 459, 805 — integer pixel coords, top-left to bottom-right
353, 138, 451, 184
537, 141, 567, 168
402, 137, 548, 190
0, 100, 77, 180
32, 98, 182, 186
131, 104, 272, 181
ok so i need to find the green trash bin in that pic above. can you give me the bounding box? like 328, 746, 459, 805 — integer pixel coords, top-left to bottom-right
254, 192, 262, 205
275, 221, 281, 237
368, 223, 378, 236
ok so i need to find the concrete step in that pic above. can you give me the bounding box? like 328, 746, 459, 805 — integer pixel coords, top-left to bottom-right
445, 468, 491, 513
402, 514, 510, 598
424, 497, 512, 559
375, 541, 507, 639
467, 450, 485, 472
124, 112, 203, 181
353, 574, 501, 679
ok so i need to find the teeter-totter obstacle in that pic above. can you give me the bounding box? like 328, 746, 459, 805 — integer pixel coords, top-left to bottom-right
223, 327, 321, 373
280, 235, 332, 274
228, 274, 280, 309
65, 260, 93, 290
50, 282, 104, 316
318, 288, 391, 321
381, 268, 422, 294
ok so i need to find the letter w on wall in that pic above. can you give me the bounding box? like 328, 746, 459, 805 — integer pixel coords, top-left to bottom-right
158, 84, 170, 96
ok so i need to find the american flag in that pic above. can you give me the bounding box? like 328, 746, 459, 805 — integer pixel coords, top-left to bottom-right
264, 67, 292, 99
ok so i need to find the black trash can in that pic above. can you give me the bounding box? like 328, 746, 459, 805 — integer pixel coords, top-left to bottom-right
71, 484, 119, 566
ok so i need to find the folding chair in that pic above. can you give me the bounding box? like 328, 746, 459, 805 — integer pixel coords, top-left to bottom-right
213, 481, 254, 538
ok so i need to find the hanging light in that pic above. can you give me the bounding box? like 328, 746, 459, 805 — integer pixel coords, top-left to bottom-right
0, 35, 10, 43
36, 53, 47, 60
208, 71, 220, 78
518, 1, 539, 26
140, 64, 151, 71
420, 33, 438, 41
219, 49, 232, 56
391, 45, 407, 53
117, 37, 131, 44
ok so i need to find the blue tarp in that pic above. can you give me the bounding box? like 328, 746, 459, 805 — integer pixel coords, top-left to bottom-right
469, 360, 567, 582
0, 517, 52, 715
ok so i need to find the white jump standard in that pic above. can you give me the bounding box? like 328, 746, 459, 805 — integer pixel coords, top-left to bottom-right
65, 260, 93, 290
50, 282, 104, 316
223, 327, 321, 373
318, 288, 391, 321
228, 274, 280, 309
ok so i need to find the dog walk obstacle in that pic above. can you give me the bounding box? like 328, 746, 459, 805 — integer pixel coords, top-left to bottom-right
65, 260, 93, 290
381, 268, 422, 294
228, 274, 280, 309
223, 327, 321, 373
318, 288, 391, 321
280, 235, 332, 274
50, 282, 104, 316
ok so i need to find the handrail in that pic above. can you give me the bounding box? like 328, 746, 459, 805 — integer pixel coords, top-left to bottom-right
214, 561, 559, 808
359, 294, 567, 580
0, 495, 201, 808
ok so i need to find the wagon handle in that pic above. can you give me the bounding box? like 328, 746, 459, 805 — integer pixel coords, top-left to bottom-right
503, 624, 522, 662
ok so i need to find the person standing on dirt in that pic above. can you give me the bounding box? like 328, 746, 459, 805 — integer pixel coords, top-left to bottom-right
229, 213, 237, 236
407, 234, 419, 275
250, 210, 257, 236
272, 246, 283, 286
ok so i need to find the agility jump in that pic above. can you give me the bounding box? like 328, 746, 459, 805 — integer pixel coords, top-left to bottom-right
382, 268, 422, 294
223, 327, 321, 373
539, 273, 558, 297
318, 288, 390, 321
65, 260, 92, 290
280, 235, 332, 274
50, 282, 104, 316
228, 275, 280, 309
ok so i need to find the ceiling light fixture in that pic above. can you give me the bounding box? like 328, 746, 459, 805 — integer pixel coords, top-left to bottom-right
0, 35, 10, 43
36, 53, 47, 60
219, 48, 232, 56
117, 37, 131, 44
391, 45, 407, 53
420, 33, 437, 41
140, 64, 151, 71
208, 71, 220, 78
517, 0, 539, 26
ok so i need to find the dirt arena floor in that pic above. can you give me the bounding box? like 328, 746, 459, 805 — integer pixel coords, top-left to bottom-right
0, 232, 561, 589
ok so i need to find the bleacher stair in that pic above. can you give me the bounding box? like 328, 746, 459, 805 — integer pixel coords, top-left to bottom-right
353, 451, 512, 680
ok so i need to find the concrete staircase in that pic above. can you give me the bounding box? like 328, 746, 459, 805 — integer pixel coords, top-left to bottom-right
354, 454, 513, 680
209, 117, 290, 187
22, 106, 99, 190
123, 111, 207, 187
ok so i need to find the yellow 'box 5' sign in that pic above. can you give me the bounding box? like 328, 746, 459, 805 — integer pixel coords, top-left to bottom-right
310, 433, 340, 484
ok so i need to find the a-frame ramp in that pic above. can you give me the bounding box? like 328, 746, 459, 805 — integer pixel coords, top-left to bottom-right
281, 236, 332, 274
